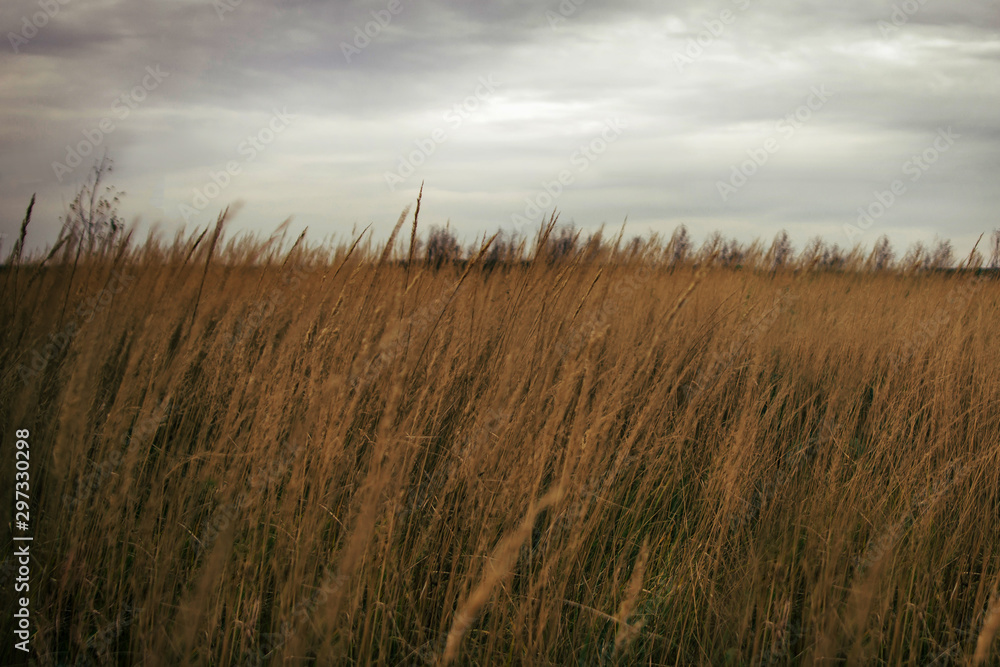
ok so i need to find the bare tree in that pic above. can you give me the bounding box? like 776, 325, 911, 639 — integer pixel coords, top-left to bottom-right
667, 224, 691, 266
60, 155, 125, 257
820, 242, 846, 271
425, 224, 461, 268
801, 236, 846, 271
544, 224, 579, 264
769, 230, 792, 271
870, 235, 894, 271
482, 229, 523, 269
926, 238, 954, 271
902, 241, 928, 271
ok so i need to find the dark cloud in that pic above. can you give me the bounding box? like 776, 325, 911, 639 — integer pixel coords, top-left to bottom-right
1, 0, 997, 254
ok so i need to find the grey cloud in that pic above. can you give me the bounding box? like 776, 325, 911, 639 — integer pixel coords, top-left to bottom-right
1, 0, 998, 255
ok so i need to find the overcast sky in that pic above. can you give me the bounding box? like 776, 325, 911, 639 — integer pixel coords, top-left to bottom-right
2, 0, 998, 255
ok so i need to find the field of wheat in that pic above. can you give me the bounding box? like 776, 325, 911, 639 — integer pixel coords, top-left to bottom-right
2, 202, 1000, 666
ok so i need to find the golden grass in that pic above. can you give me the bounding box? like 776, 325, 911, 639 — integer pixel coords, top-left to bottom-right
2, 214, 1000, 665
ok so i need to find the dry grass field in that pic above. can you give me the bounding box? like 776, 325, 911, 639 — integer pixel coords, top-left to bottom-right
3, 202, 1000, 665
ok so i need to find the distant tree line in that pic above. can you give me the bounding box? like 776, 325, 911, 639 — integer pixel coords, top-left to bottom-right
4, 161, 998, 277
413, 218, 995, 275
